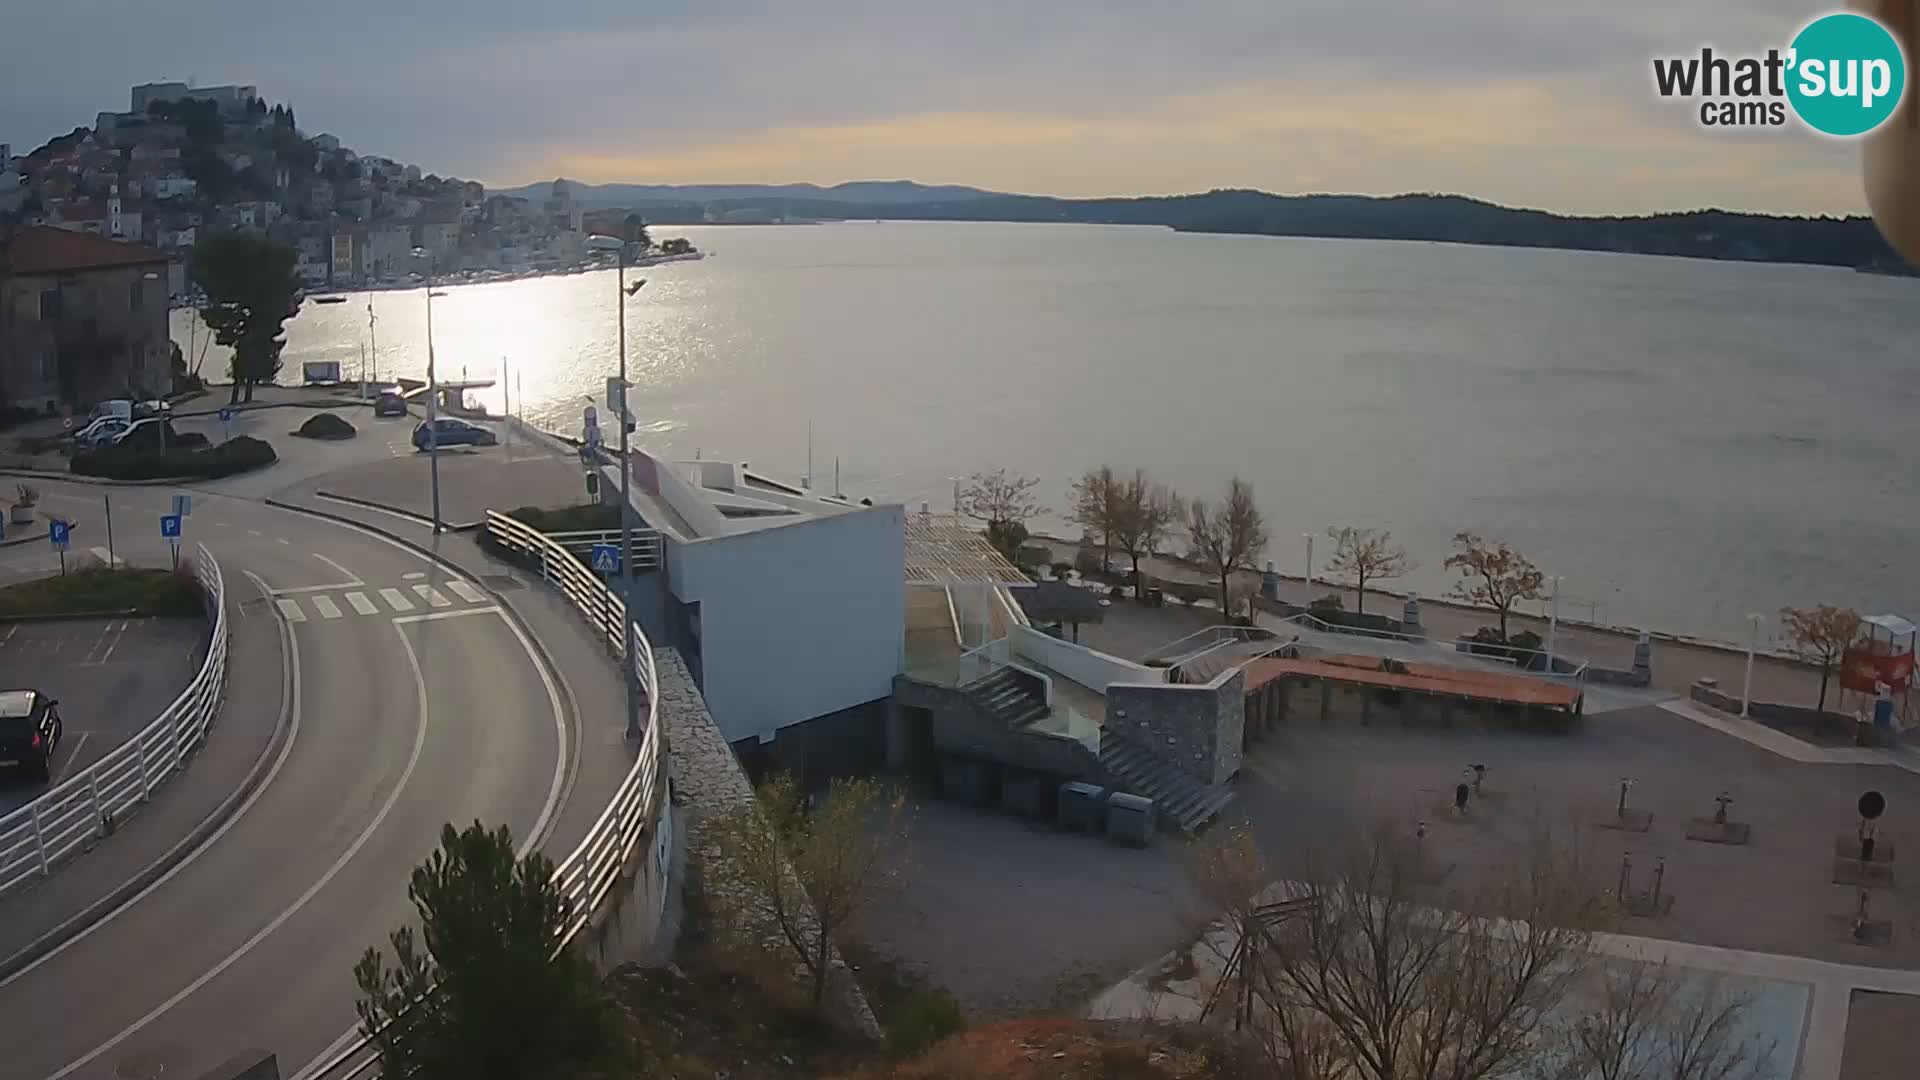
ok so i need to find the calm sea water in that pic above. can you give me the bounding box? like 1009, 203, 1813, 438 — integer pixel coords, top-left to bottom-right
172, 221, 1920, 642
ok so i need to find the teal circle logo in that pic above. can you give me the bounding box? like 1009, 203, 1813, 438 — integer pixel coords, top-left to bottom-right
1786, 12, 1907, 136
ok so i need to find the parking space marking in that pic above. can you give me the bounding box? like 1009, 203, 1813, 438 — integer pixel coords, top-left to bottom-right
344, 591, 378, 616
378, 588, 415, 612
311, 595, 343, 620
274, 599, 308, 623
445, 580, 486, 605
411, 584, 452, 609
51, 732, 90, 785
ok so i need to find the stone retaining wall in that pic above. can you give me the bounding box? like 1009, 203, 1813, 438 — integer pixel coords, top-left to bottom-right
657, 648, 882, 1039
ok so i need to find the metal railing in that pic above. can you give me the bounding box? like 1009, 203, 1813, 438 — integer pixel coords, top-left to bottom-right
543, 527, 664, 572
0, 543, 227, 897
307, 512, 667, 1079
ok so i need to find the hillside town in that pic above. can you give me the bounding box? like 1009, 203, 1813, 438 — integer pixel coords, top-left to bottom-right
0, 81, 603, 296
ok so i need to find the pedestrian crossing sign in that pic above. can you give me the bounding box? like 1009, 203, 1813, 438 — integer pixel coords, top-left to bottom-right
590, 544, 620, 574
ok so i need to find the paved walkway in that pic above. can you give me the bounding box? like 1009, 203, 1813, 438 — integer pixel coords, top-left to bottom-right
1661, 698, 1920, 774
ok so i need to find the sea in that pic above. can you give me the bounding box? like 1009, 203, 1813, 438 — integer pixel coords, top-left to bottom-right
170, 220, 1920, 644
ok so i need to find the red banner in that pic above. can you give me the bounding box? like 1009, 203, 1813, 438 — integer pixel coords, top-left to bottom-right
1841, 647, 1916, 694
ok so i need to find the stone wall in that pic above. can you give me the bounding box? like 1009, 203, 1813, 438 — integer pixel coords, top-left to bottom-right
893, 675, 1102, 779
732, 695, 890, 792
658, 649, 882, 1040
1105, 668, 1245, 786
1688, 679, 1876, 743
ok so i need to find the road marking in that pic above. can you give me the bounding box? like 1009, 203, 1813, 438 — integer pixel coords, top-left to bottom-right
412, 583, 452, 608
445, 579, 486, 604
0, 568, 301, 990
247, 529, 262, 537
392, 606, 502, 624
214, 522, 230, 528
270, 583, 362, 595
276, 537, 291, 546
378, 587, 414, 612
344, 591, 378, 616
311, 595, 343, 620
311, 552, 359, 583
274, 598, 307, 623
50, 732, 90, 785
403, 571, 425, 580
44, 611, 431, 1080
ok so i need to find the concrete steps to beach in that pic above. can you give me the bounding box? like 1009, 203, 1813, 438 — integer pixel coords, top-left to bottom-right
1098, 732, 1234, 832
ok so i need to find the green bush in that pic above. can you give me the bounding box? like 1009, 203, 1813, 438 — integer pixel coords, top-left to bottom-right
505, 502, 620, 532
884, 990, 965, 1058
0, 566, 202, 617
73, 435, 276, 480
294, 412, 357, 439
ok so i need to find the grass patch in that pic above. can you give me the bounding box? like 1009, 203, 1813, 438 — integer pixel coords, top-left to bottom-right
840, 942, 968, 1059
0, 566, 202, 617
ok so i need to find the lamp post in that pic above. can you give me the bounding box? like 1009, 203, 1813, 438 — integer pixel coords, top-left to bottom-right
1546, 575, 1563, 672
1302, 532, 1314, 604
410, 248, 442, 534
586, 230, 647, 741
1743, 613, 1763, 718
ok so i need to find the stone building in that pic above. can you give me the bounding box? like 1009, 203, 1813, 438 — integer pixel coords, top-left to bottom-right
0, 226, 172, 412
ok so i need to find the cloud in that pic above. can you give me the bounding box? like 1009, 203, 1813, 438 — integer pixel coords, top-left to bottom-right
0, 0, 1875, 213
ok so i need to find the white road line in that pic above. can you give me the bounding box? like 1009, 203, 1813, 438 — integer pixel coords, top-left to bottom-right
45, 613, 432, 1080
311, 552, 359, 583
247, 529, 262, 537
311, 595, 343, 620
276, 537, 291, 546
0, 568, 300, 989
274, 598, 307, 623
344, 591, 378, 616
50, 733, 91, 786
402, 571, 425, 580
445, 579, 486, 605
378, 587, 414, 612
392, 606, 502, 624
412, 583, 452, 608
270, 583, 362, 596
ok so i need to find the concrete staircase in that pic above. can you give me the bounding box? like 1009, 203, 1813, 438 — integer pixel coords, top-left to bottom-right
967, 667, 1051, 729
1098, 732, 1235, 832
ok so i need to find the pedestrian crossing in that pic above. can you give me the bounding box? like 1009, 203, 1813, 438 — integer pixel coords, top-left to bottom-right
270, 579, 493, 624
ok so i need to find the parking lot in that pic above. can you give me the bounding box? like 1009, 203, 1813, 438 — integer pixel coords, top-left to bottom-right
0, 616, 208, 816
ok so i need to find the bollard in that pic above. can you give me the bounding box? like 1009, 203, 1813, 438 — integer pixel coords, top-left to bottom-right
1617, 777, 1635, 819
1714, 792, 1732, 826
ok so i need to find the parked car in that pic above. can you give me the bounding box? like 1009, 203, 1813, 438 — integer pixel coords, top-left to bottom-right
0, 689, 63, 782
374, 390, 408, 418
413, 418, 497, 450
132, 399, 172, 419
87, 399, 133, 423
110, 417, 180, 449
73, 416, 130, 447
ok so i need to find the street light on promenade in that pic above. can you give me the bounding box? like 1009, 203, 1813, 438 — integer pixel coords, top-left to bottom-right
1301, 532, 1314, 604
585, 228, 647, 742
410, 247, 442, 534
1743, 613, 1764, 718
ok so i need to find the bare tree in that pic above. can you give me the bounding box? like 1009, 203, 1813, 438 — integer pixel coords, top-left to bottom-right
1111, 470, 1179, 587
1444, 531, 1545, 640
1189, 477, 1269, 618
1561, 961, 1777, 1080
1778, 604, 1863, 716
1324, 526, 1413, 616
703, 773, 909, 1010
957, 467, 1043, 563
1066, 466, 1121, 573
1187, 824, 1605, 1080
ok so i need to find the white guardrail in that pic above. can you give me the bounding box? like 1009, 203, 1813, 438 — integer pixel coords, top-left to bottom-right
310, 511, 666, 1080
0, 542, 227, 897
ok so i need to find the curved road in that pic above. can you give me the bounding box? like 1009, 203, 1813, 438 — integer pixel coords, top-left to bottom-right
0, 481, 572, 1080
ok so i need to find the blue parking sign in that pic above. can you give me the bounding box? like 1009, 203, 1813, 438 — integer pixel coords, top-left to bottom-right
590, 543, 620, 574
48, 521, 69, 550
160, 514, 182, 539
219, 407, 236, 422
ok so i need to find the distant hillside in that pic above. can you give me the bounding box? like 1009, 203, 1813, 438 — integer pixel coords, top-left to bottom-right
498, 179, 1907, 270
501, 178, 1003, 208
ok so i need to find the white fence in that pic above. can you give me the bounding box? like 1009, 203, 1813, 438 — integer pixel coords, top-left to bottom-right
0, 542, 227, 897
308, 512, 668, 1079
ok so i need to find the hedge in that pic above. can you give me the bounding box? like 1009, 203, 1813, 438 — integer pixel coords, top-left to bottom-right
0, 566, 202, 617
74, 435, 277, 480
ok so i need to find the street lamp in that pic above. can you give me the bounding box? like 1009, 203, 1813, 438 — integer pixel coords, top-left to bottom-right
1743, 613, 1763, 718
410, 247, 442, 534
585, 230, 647, 742
1301, 532, 1315, 603
1545, 575, 1563, 673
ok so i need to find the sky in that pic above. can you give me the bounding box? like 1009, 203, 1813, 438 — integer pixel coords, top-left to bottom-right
0, 1, 1876, 215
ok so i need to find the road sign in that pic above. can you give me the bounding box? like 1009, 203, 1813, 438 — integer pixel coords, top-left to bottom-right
590, 544, 620, 574
48, 521, 69, 550
172, 493, 192, 518
605, 377, 627, 418
160, 514, 182, 539
219, 407, 236, 422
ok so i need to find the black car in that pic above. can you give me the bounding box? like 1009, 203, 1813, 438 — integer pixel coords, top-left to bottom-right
0, 689, 63, 782
374, 389, 408, 418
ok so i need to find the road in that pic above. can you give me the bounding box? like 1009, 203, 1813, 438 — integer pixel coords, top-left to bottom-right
0, 478, 572, 1080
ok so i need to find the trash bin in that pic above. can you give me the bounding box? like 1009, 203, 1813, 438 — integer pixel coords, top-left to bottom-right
1106, 793, 1156, 846
1058, 781, 1108, 833
1143, 587, 1164, 608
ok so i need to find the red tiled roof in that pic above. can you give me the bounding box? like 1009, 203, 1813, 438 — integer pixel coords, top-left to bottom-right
7, 225, 169, 274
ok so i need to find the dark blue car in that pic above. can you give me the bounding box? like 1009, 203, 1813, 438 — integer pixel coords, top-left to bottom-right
413, 418, 497, 451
